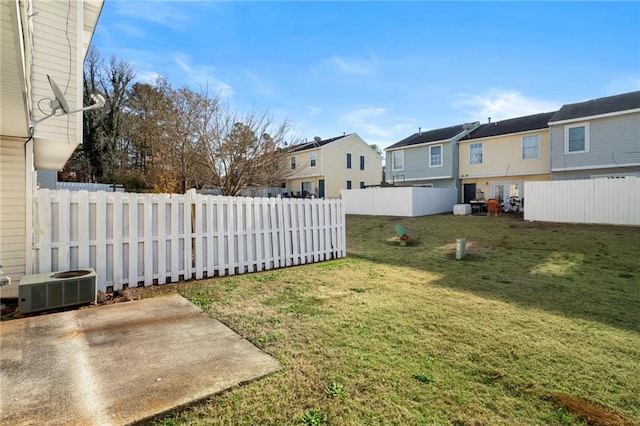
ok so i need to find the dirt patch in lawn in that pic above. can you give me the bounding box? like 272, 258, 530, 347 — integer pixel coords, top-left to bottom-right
551, 393, 632, 426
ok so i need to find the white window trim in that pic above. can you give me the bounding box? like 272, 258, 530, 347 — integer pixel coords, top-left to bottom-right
310, 152, 316, 168
291, 156, 297, 169
564, 122, 590, 154
469, 143, 483, 164
392, 150, 404, 171
521, 135, 540, 160
429, 144, 443, 168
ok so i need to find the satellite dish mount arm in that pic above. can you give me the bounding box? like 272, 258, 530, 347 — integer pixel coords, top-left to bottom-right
31, 75, 106, 127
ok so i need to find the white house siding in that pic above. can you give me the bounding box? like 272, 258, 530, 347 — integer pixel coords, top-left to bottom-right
0, 0, 91, 284
0, 139, 27, 282
30, 0, 82, 163
550, 112, 640, 179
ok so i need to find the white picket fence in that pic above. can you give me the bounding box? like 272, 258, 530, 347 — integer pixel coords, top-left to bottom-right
524, 178, 640, 225
33, 189, 346, 292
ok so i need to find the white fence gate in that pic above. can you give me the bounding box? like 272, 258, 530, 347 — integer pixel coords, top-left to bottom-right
524, 178, 639, 225
33, 189, 346, 292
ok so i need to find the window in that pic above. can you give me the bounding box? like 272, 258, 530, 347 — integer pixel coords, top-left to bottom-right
310, 152, 316, 167
346, 153, 352, 169
493, 183, 522, 204
302, 181, 312, 196
470, 143, 483, 164
290, 156, 296, 169
565, 123, 589, 153
360, 181, 365, 189
429, 144, 442, 167
522, 135, 539, 160
392, 151, 404, 171
360, 155, 365, 170
346, 180, 352, 190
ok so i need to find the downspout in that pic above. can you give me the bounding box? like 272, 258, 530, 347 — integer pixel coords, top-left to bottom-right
16, 0, 37, 273
17, 0, 34, 124
76, 0, 83, 148
453, 122, 480, 203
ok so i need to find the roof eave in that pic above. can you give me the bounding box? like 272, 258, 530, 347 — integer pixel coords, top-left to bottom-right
82, 0, 104, 59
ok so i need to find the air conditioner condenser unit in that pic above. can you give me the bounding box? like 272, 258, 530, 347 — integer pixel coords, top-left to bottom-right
19, 268, 97, 314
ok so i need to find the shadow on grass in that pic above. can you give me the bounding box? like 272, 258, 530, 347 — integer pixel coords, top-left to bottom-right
346, 214, 640, 333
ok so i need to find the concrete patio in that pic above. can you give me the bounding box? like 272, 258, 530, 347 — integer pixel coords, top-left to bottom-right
0, 294, 282, 425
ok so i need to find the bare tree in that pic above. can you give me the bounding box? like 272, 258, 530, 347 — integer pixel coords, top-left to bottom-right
125, 77, 174, 189
200, 102, 296, 196
65, 50, 300, 194
155, 87, 215, 193
100, 56, 136, 180
62, 46, 106, 182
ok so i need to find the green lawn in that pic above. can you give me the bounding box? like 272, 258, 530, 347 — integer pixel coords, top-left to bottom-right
146, 214, 639, 426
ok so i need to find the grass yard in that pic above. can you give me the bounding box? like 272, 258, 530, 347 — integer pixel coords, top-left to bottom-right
144, 214, 639, 426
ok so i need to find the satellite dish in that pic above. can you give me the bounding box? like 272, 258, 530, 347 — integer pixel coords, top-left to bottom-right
313, 136, 321, 143
31, 75, 106, 126
47, 75, 70, 114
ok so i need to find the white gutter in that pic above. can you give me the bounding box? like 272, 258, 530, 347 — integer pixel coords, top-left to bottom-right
551, 162, 640, 172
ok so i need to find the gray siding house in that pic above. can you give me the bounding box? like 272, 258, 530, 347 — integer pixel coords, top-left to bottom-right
385, 122, 480, 188
549, 91, 640, 180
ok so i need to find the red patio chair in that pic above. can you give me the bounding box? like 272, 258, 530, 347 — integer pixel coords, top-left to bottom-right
487, 198, 500, 217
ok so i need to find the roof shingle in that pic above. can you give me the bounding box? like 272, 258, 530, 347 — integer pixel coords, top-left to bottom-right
549, 91, 640, 123
462, 111, 556, 140
286, 134, 350, 153
386, 125, 468, 150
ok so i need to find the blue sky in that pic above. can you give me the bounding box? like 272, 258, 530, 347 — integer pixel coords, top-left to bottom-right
92, 1, 640, 149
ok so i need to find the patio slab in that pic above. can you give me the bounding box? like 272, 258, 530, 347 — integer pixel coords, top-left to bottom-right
0, 294, 282, 425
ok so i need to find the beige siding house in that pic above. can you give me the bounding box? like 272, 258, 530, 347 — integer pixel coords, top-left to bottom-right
458, 112, 556, 207
283, 133, 382, 199
0, 0, 103, 289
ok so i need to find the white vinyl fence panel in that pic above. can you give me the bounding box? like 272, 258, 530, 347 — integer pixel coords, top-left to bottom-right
524, 178, 640, 225
33, 189, 346, 292
341, 187, 458, 217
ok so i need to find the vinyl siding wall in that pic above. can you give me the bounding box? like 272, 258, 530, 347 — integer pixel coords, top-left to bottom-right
386, 142, 454, 186
457, 129, 551, 202
0, 140, 26, 282
0, 0, 85, 283
287, 148, 321, 179
285, 135, 382, 198
550, 112, 640, 178
459, 129, 551, 179
30, 0, 82, 162
323, 135, 381, 198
